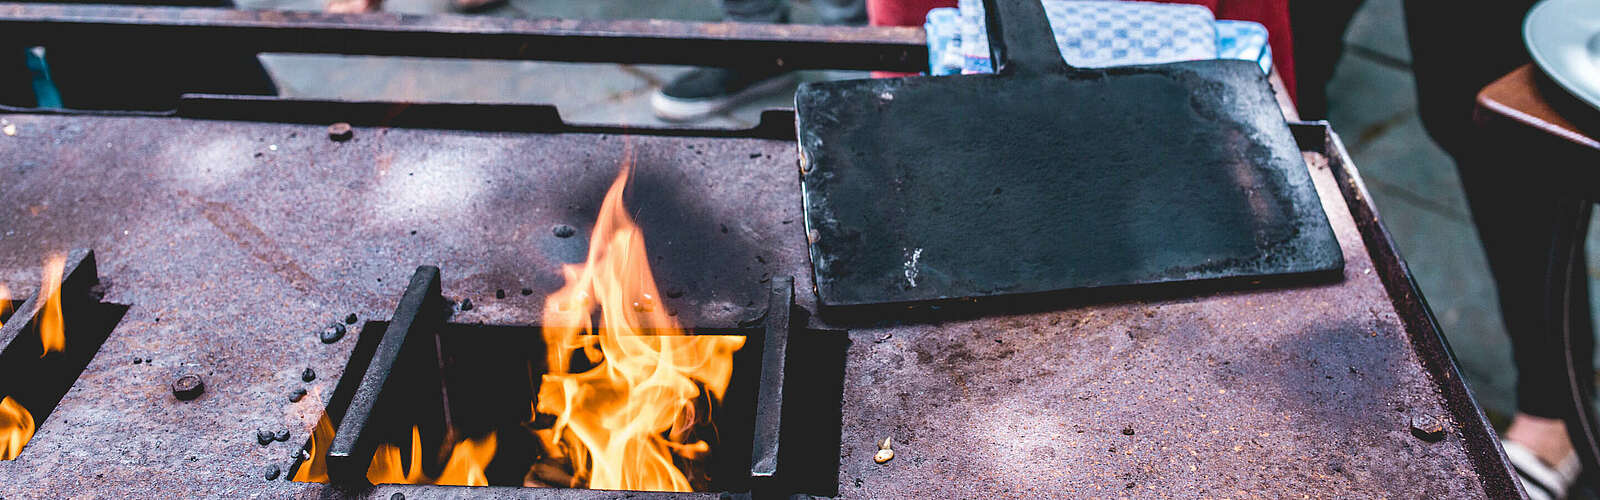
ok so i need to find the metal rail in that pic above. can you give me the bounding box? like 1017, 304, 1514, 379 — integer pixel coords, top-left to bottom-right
0, 3, 928, 71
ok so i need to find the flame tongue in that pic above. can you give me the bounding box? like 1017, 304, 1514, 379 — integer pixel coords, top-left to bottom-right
537, 153, 745, 491
0, 283, 11, 327
38, 254, 65, 357
0, 396, 34, 460
366, 426, 497, 486
291, 413, 335, 482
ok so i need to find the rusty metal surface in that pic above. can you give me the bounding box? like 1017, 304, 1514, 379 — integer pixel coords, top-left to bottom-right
0, 2, 928, 72
0, 111, 1502, 498
830, 148, 1492, 498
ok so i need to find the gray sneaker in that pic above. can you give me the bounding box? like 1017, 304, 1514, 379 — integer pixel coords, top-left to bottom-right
650, 66, 797, 122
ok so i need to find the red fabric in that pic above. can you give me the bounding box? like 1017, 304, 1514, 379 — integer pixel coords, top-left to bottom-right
868, 0, 957, 77
1162, 0, 1295, 102
868, 0, 957, 27
866, 0, 1296, 103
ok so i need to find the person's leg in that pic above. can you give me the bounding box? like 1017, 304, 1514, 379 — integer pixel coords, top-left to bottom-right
651, 0, 802, 121
724, 0, 788, 23
1454, 101, 1586, 499
325, 0, 380, 13
1408, 0, 1589, 495
814, 0, 868, 26
1288, 0, 1364, 120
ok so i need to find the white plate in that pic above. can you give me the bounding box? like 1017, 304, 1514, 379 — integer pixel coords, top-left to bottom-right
1526, 0, 1600, 111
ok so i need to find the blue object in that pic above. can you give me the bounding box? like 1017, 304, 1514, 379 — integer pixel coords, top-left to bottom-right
926, 0, 1272, 76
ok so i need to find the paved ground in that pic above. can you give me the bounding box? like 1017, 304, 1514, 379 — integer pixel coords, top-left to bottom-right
243, 0, 859, 129
1324, 0, 1600, 419
241, 0, 1591, 418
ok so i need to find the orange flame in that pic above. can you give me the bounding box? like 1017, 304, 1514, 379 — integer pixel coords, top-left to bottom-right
291, 413, 335, 483
438, 432, 497, 486
0, 396, 35, 460
0, 283, 11, 328
367, 426, 428, 485
537, 148, 746, 491
367, 426, 497, 486
38, 254, 65, 357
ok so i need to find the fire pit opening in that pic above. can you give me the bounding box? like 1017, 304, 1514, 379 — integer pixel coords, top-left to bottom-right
0, 250, 129, 460
292, 321, 777, 491
289, 297, 847, 496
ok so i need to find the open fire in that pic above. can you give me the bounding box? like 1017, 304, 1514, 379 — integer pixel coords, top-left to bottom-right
294, 151, 745, 492
0, 283, 10, 327
533, 145, 745, 492
0, 253, 67, 460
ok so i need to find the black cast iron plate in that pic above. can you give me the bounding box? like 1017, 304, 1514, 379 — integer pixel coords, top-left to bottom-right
796, 61, 1343, 307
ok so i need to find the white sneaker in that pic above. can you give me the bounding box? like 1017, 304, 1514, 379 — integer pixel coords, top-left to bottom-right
1504, 440, 1580, 500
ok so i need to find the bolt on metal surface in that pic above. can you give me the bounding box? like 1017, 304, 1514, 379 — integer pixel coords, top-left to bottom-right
1409, 413, 1445, 442
171, 375, 204, 401
327, 122, 353, 142
320, 323, 346, 344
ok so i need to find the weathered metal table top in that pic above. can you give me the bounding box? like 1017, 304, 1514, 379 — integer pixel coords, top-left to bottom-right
0, 111, 1508, 498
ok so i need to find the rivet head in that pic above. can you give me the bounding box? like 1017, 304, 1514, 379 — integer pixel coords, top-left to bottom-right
172, 375, 205, 401
1409, 413, 1445, 442
327, 122, 354, 142
320, 323, 346, 344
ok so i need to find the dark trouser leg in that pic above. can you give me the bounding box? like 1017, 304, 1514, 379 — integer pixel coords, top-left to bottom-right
1403, 0, 1537, 153
1288, 0, 1364, 120
813, 0, 867, 26
1547, 198, 1598, 467
1454, 147, 1588, 420
1403, 0, 1561, 416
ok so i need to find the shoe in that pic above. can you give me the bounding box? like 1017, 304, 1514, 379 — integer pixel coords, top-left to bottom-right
1504, 440, 1580, 500
450, 0, 506, 13
651, 67, 796, 122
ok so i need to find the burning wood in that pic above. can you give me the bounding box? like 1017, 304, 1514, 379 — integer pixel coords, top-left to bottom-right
524, 459, 575, 488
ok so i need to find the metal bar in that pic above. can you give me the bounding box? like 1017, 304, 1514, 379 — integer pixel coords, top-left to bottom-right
0, 3, 928, 72
1299, 121, 1522, 498
749, 276, 793, 480
174, 94, 799, 139
326, 265, 444, 483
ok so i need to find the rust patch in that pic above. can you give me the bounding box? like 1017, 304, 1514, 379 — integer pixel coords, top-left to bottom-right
181, 190, 318, 294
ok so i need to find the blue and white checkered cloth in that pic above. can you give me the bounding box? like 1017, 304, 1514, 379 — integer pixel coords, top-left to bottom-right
926, 0, 1271, 76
